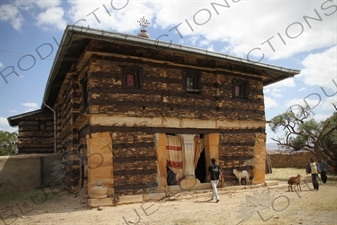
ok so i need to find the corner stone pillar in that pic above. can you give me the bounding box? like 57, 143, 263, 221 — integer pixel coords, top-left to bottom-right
253, 133, 266, 184
86, 132, 114, 196
180, 134, 196, 177
179, 134, 200, 189
155, 133, 167, 193
204, 134, 220, 172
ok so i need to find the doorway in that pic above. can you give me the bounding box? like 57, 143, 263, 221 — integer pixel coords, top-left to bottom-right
194, 148, 206, 183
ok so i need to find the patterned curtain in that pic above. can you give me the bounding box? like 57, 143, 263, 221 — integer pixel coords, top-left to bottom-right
166, 135, 183, 182
194, 135, 204, 169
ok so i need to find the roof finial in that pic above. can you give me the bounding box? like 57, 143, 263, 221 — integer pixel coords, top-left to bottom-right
137, 16, 150, 29
137, 16, 150, 38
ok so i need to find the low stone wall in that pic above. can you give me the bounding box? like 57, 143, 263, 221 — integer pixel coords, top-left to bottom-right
268, 151, 334, 172
268, 152, 313, 169
0, 153, 61, 195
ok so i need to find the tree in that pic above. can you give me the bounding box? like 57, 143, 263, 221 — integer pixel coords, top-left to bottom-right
269, 104, 337, 173
0, 130, 18, 156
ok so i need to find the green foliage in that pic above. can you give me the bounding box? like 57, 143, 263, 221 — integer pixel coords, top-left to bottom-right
0, 130, 18, 156
269, 105, 337, 173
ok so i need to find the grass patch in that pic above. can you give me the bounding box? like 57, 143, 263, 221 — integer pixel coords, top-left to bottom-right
266, 167, 337, 182
266, 168, 305, 182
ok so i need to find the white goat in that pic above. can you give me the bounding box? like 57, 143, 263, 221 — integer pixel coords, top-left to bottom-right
233, 169, 250, 185
287, 174, 302, 192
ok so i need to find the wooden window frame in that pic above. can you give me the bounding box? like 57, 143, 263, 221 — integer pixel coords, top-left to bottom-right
183, 70, 201, 93
122, 66, 143, 89
232, 78, 249, 99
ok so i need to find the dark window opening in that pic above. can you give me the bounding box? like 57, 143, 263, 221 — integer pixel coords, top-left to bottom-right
122, 66, 142, 89
232, 78, 249, 99
38, 120, 46, 131
126, 73, 135, 87
183, 70, 201, 93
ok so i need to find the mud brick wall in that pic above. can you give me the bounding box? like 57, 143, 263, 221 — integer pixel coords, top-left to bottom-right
17, 112, 54, 153
56, 75, 83, 192
112, 131, 157, 196
219, 132, 257, 185
268, 152, 334, 172
87, 57, 265, 122
268, 152, 312, 168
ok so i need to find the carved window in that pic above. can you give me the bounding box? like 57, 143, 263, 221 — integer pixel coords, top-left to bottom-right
232, 78, 249, 99
126, 73, 135, 87
183, 70, 201, 93
38, 120, 46, 131
122, 67, 142, 89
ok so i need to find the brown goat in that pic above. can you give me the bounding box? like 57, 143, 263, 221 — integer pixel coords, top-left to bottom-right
288, 174, 302, 192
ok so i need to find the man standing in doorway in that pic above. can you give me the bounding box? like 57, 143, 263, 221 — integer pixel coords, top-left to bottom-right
208, 158, 221, 203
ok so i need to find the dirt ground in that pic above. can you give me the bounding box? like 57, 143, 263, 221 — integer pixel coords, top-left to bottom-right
1, 168, 337, 225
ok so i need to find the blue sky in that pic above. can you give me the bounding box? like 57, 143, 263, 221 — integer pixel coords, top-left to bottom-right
0, 0, 336, 144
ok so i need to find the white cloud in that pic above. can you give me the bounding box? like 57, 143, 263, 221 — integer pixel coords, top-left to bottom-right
299, 87, 308, 92
138, 1, 336, 61
270, 88, 283, 98
2, 0, 335, 60
36, 7, 66, 31
315, 98, 337, 111
0, 0, 64, 30
264, 96, 278, 109
286, 97, 315, 110
263, 88, 271, 94
21, 102, 38, 108
265, 77, 296, 89
21, 102, 38, 111
285, 95, 336, 113
299, 46, 337, 92
0, 117, 9, 127
0, 117, 17, 132
67, 0, 159, 33
34, 0, 62, 9
66, 1, 333, 61
313, 113, 332, 122
189, 35, 200, 46
13, 0, 62, 11
0, 4, 24, 30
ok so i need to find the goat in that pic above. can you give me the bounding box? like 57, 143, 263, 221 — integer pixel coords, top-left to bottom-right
287, 174, 302, 192
233, 169, 250, 185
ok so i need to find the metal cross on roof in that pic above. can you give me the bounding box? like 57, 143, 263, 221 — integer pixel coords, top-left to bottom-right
137, 16, 150, 29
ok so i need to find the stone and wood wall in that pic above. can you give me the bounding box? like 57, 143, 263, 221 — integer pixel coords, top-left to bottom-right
15, 38, 268, 197
17, 111, 54, 153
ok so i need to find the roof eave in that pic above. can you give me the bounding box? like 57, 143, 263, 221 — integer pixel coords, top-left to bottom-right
7, 109, 45, 126
41, 25, 301, 108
